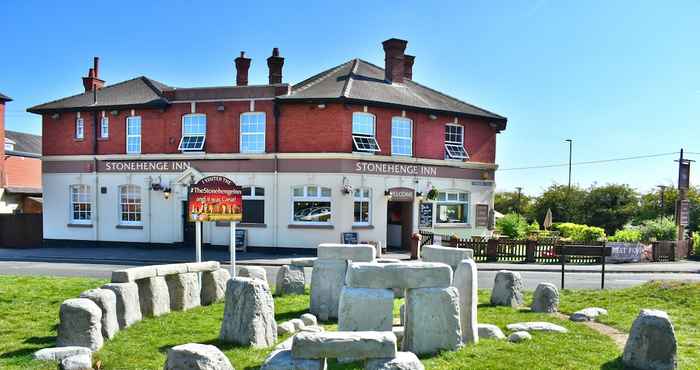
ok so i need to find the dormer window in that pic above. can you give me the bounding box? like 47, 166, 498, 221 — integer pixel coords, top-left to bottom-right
178, 114, 206, 151
352, 112, 380, 153
444, 124, 468, 160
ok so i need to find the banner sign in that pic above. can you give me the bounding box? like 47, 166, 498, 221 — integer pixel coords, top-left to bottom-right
188, 176, 242, 222
605, 242, 644, 263
678, 199, 690, 226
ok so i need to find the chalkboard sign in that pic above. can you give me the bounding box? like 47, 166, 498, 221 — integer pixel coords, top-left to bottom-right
341, 232, 359, 245
235, 229, 247, 251
419, 202, 433, 228
475, 204, 489, 228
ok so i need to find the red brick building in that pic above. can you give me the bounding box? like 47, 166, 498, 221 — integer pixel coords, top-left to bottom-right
29, 38, 507, 250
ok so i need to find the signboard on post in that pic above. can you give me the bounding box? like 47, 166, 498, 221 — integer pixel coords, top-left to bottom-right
678, 199, 690, 226
188, 176, 242, 276
475, 204, 489, 228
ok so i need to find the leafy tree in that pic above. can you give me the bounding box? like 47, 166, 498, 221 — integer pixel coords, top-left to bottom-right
583, 184, 639, 235
639, 217, 677, 241
495, 213, 529, 238
530, 184, 587, 226
494, 191, 532, 217
608, 227, 642, 242
635, 185, 700, 234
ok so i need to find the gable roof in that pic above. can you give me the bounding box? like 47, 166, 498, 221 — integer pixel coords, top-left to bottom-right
5, 130, 42, 157
279, 59, 507, 128
27, 76, 171, 113
0, 92, 11, 102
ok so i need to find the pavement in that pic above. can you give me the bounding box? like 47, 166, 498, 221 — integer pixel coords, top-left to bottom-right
1, 245, 699, 274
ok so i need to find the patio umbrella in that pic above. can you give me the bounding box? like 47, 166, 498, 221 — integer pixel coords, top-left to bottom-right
543, 208, 553, 230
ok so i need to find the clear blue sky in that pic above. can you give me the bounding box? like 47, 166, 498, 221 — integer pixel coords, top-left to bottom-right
1, 1, 698, 195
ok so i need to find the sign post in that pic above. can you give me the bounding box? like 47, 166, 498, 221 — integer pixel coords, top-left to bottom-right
188, 176, 243, 276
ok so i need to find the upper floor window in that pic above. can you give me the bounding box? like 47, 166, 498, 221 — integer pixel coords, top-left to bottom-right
119, 184, 142, 225
179, 114, 206, 151
444, 124, 468, 160
69, 184, 92, 224
126, 116, 142, 154
100, 116, 109, 138
4, 138, 15, 151
352, 112, 380, 153
75, 118, 84, 139
242, 186, 265, 224
292, 185, 332, 224
391, 117, 412, 156
240, 112, 266, 153
436, 190, 469, 224
353, 187, 371, 225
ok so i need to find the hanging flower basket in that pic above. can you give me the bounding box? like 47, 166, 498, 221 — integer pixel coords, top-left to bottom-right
426, 187, 438, 201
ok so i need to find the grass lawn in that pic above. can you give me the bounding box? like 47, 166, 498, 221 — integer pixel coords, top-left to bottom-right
1, 275, 697, 369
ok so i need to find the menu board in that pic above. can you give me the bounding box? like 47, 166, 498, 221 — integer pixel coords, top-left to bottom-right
475, 204, 489, 227
235, 229, 247, 251
419, 202, 433, 228
341, 232, 359, 245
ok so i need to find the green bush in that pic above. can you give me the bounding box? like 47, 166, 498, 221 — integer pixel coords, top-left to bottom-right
609, 228, 642, 243
496, 213, 529, 238
639, 217, 677, 242
554, 222, 606, 242
692, 232, 700, 256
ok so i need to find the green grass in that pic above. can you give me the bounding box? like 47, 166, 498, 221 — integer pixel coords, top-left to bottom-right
1, 275, 697, 369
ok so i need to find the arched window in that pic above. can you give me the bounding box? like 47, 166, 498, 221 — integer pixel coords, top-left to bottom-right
353, 187, 371, 225
240, 112, 266, 153
119, 185, 142, 225
292, 185, 332, 224
69, 184, 92, 224
179, 114, 206, 151
242, 186, 265, 224
436, 190, 469, 224
352, 112, 380, 153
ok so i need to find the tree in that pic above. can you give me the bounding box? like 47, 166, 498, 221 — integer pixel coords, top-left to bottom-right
635, 185, 700, 234
530, 184, 587, 226
495, 191, 532, 217
583, 184, 639, 235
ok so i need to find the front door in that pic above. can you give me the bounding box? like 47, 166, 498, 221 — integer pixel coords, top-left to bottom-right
386, 201, 414, 251
182, 200, 196, 246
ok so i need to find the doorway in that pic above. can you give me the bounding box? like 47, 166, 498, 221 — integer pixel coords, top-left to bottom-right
182, 200, 196, 246
386, 201, 413, 251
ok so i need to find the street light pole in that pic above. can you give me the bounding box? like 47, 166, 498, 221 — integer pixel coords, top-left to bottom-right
515, 187, 522, 214
565, 139, 573, 191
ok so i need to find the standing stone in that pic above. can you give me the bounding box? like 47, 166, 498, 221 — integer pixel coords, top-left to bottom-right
57, 298, 104, 351
136, 276, 171, 317
399, 304, 405, 326
261, 349, 327, 370
531, 282, 559, 313
163, 343, 234, 370
79, 288, 119, 340
300, 313, 318, 327
338, 287, 394, 332
365, 351, 425, 370
166, 272, 201, 311
623, 309, 677, 370
202, 269, 231, 305
238, 266, 268, 289
276, 265, 306, 296
310, 259, 347, 321
102, 282, 142, 329
220, 277, 277, 347
403, 287, 462, 355
453, 259, 478, 344
421, 245, 474, 273
490, 270, 524, 307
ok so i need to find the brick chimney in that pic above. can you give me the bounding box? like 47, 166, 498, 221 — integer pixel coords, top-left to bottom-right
235, 51, 252, 86
267, 48, 284, 85
382, 38, 408, 83
82, 57, 105, 92
403, 54, 415, 80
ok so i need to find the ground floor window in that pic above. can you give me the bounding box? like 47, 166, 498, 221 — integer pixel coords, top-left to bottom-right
292, 185, 332, 224
242, 186, 265, 224
70, 184, 92, 224
119, 184, 142, 225
436, 190, 469, 224
353, 188, 371, 225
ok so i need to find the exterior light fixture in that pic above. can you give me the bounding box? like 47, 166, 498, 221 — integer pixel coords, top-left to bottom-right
384, 190, 391, 197
51, 113, 60, 120
428, 114, 437, 120
110, 110, 119, 116
416, 191, 424, 200
217, 103, 225, 112
341, 177, 353, 195
163, 188, 172, 200
317, 103, 326, 109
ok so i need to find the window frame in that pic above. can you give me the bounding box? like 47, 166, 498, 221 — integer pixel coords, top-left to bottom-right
118, 184, 143, 226
391, 116, 413, 156
69, 184, 92, 224
435, 190, 470, 225
444, 123, 469, 160
291, 185, 333, 225
126, 116, 142, 154
241, 185, 265, 224
351, 112, 380, 153
75, 118, 85, 139
178, 113, 207, 152
353, 187, 372, 226
100, 116, 109, 138
240, 112, 266, 154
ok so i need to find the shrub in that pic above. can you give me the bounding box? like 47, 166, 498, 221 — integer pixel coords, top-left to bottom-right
692, 232, 700, 256
639, 217, 677, 242
496, 213, 529, 239
609, 228, 642, 243
527, 220, 540, 234
554, 222, 606, 242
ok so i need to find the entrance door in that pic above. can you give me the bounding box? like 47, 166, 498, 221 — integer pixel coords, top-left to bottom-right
182, 201, 196, 246
386, 201, 413, 251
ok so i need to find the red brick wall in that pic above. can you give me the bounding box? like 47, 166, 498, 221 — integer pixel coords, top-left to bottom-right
0, 102, 5, 180
4, 156, 41, 189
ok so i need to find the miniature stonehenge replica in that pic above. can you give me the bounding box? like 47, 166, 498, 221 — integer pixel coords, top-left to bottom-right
219, 277, 277, 347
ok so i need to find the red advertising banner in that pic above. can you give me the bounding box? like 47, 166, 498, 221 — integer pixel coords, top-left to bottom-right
188, 176, 242, 222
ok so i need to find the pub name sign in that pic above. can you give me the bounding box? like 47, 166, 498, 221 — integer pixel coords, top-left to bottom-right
354, 161, 438, 177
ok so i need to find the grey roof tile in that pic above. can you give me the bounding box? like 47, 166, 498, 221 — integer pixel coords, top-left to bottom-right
5, 130, 42, 156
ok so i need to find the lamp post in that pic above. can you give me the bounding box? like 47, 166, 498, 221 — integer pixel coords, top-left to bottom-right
565, 139, 573, 221
515, 187, 522, 214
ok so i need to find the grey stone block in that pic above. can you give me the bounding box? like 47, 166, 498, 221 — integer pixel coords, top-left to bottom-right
345, 262, 452, 289
508, 331, 532, 343
136, 276, 171, 317
220, 277, 277, 347
338, 287, 394, 332
477, 324, 506, 340
201, 269, 231, 306
570, 307, 608, 322
317, 243, 376, 262
310, 259, 347, 321
186, 261, 221, 273
623, 309, 677, 370
57, 298, 103, 351
403, 287, 462, 355
166, 272, 201, 311
490, 270, 524, 307
531, 282, 559, 313
60, 354, 92, 370
506, 322, 568, 333
111, 266, 156, 283
276, 265, 306, 296
261, 349, 327, 370
421, 245, 474, 272
79, 288, 119, 339
454, 258, 478, 344
365, 351, 425, 370
163, 343, 234, 370
292, 331, 397, 360
34, 347, 92, 362
291, 257, 317, 267
156, 263, 189, 276
238, 266, 268, 289
300, 313, 318, 326
101, 282, 142, 329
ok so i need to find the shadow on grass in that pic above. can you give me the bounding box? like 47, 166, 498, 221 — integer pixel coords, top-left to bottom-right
600, 356, 625, 369
0, 347, 37, 359
23, 335, 55, 345
157, 338, 254, 354
275, 309, 309, 322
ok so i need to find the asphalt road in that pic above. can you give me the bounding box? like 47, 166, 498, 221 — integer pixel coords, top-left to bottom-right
1, 261, 699, 290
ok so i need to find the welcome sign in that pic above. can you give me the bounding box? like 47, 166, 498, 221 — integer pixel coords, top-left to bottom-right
188, 176, 243, 222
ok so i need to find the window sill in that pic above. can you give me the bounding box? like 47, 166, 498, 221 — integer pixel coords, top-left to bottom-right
215, 222, 266, 228
116, 224, 144, 230
352, 224, 374, 230
435, 223, 471, 229
97, 137, 109, 141
74, 138, 85, 142
288, 224, 334, 230
67, 223, 93, 228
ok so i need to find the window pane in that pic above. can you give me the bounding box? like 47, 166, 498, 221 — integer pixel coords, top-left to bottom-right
321, 187, 331, 197
437, 203, 467, 224
255, 187, 265, 196
242, 199, 264, 224
352, 113, 375, 136
293, 201, 331, 223
307, 186, 317, 197
293, 187, 303, 197
242, 187, 252, 196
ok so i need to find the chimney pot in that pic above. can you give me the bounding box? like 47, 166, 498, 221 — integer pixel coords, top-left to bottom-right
382, 38, 408, 83
403, 54, 415, 80
235, 51, 252, 86
93, 57, 100, 78
267, 48, 285, 85
82, 56, 105, 92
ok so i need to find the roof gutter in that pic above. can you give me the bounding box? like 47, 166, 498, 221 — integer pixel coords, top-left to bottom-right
26, 99, 171, 115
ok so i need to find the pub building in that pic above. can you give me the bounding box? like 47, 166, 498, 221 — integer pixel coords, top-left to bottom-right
28, 38, 508, 252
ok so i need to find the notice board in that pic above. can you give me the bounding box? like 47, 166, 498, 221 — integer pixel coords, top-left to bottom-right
419, 202, 433, 228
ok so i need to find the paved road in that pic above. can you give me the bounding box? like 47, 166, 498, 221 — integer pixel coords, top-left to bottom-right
1, 261, 698, 290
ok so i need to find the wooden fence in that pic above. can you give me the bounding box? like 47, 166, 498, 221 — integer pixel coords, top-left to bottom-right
652, 240, 692, 262
0, 214, 43, 248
